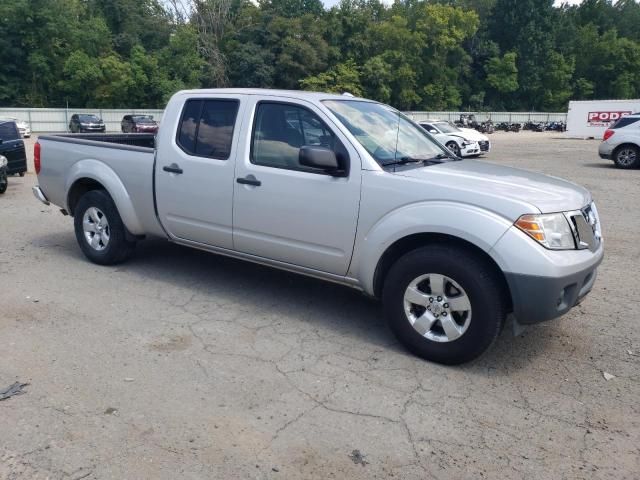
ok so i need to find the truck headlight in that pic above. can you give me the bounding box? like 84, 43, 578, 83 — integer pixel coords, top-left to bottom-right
515, 213, 575, 250
0, 155, 7, 168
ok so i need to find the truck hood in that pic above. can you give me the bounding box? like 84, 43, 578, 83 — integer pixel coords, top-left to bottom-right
395, 159, 591, 217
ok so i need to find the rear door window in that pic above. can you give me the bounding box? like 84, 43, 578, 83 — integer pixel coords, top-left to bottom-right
0, 122, 20, 141
611, 117, 640, 129
177, 99, 239, 159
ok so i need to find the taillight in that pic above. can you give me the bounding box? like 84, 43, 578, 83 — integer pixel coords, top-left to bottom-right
603, 129, 615, 141
34, 142, 41, 174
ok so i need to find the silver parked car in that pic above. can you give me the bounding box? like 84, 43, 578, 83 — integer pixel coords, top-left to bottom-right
32, 89, 603, 364
598, 113, 640, 168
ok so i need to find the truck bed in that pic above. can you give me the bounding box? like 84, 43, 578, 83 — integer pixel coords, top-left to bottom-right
36, 132, 164, 237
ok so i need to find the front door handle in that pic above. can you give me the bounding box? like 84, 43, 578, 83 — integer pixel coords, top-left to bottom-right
163, 163, 183, 174
236, 175, 261, 187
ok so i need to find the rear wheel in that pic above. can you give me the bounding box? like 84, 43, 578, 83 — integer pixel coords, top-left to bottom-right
445, 141, 461, 157
73, 190, 136, 265
613, 145, 640, 169
382, 245, 506, 365
0, 173, 7, 194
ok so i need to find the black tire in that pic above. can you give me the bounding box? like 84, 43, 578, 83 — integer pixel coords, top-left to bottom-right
0, 176, 7, 194
73, 190, 136, 265
382, 245, 506, 365
613, 145, 640, 169
445, 141, 461, 157
18, 171, 25, 177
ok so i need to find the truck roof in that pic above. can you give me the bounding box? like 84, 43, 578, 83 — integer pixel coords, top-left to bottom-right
176, 88, 372, 102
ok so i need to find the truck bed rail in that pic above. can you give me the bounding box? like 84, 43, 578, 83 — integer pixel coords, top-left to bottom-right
38, 133, 155, 151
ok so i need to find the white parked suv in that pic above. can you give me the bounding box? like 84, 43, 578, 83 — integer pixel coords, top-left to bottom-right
599, 113, 640, 168
419, 120, 490, 157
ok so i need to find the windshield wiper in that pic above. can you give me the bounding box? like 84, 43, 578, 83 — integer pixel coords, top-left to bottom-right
382, 153, 450, 167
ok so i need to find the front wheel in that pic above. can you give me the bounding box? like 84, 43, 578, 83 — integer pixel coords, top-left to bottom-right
613, 145, 640, 169
445, 141, 461, 157
382, 245, 506, 365
73, 190, 136, 265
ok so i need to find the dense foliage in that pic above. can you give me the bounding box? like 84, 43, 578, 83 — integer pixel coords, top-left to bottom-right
1, 0, 639, 111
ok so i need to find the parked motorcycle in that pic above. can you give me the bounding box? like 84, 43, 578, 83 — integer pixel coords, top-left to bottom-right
0, 155, 8, 194
456, 114, 480, 129
545, 121, 566, 132
523, 121, 545, 132
478, 120, 495, 134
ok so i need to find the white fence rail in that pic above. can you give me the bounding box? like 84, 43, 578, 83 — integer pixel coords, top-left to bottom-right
0, 108, 165, 133
405, 111, 567, 123
0, 107, 567, 133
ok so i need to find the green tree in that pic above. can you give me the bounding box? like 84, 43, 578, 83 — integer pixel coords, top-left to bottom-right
485, 52, 518, 93
300, 60, 362, 95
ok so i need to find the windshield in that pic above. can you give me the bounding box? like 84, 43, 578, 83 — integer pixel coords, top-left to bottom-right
433, 121, 461, 134
79, 115, 100, 122
323, 100, 449, 166
132, 115, 155, 124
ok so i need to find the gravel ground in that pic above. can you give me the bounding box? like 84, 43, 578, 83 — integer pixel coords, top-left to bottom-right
1, 132, 639, 479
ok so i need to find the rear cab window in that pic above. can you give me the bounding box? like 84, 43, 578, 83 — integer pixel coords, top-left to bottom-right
177, 98, 240, 159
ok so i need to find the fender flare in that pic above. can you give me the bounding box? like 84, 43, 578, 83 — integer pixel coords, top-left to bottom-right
350, 201, 514, 295
65, 159, 144, 235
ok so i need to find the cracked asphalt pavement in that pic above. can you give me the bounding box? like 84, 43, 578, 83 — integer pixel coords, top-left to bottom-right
1, 132, 639, 479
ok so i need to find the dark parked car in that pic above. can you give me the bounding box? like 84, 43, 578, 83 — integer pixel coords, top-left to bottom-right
69, 114, 105, 133
0, 119, 27, 176
121, 115, 158, 134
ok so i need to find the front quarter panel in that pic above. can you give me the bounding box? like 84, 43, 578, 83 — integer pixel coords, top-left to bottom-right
350, 174, 514, 295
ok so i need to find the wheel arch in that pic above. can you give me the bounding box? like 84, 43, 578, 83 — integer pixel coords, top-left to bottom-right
64, 160, 144, 234
612, 142, 639, 157
67, 178, 106, 215
372, 232, 513, 312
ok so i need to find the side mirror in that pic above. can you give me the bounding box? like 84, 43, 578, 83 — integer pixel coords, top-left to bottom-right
299, 146, 343, 175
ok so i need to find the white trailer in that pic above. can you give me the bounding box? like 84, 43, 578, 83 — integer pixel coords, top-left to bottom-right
566, 99, 640, 138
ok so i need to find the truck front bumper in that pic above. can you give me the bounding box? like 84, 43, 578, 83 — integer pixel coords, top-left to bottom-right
491, 225, 604, 325
505, 261, 600, 325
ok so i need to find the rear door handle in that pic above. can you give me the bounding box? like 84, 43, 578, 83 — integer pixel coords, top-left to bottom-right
163, 163, 183, 174
236, 175, 261, 187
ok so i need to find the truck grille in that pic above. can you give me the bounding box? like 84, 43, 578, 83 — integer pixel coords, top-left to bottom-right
478, 141, 490, 152
567, 203, 601, 251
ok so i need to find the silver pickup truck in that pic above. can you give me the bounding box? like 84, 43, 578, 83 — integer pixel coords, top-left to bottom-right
33, 89, 603, 364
